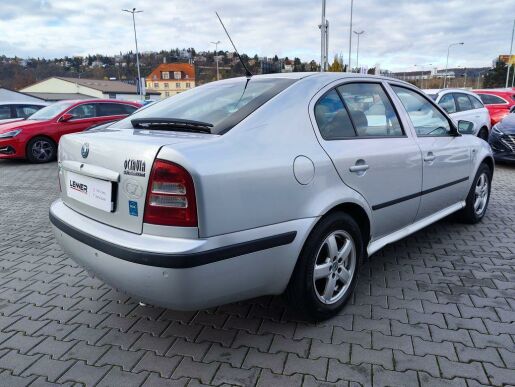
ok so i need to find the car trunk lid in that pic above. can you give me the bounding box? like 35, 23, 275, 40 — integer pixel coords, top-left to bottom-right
58, 128, 214, 234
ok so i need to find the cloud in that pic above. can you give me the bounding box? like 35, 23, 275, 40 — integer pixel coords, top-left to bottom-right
0, 0, 512, 70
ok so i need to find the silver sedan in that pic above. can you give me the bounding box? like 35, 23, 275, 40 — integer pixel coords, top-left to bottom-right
50, 72, 494, 321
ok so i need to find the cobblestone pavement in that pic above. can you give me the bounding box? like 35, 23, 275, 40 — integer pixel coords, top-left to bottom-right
0, 159, 514, 387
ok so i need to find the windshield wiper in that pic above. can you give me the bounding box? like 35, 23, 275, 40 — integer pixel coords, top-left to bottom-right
131, 118, 213, 133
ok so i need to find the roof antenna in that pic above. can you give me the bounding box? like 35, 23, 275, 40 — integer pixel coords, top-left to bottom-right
216, 12, 253, 78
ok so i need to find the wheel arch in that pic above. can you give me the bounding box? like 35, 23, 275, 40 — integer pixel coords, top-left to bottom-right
322, 202, 371, 249
25, 134, 58, 160
481, 155, 494, 174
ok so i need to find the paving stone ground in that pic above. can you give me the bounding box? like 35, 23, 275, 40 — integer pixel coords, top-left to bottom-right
0, 159, 514, 387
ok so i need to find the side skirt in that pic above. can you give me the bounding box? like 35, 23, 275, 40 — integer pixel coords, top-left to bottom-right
367, 201, 466, 256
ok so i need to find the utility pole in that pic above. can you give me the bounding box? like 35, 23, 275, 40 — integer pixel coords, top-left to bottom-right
123, 8, 143, 100
319, 0, 329, 71
443, 42, 464, 88
506, 19, 514, 88
211, 41, 221, 80
353, 30, 364, 72
348, 0, 354, 72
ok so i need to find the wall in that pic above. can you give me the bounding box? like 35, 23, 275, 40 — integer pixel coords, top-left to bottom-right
20, 78, 103, 98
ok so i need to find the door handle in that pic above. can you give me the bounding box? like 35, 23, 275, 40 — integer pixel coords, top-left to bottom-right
424, 152, 436, 162
349, 164, 369, 172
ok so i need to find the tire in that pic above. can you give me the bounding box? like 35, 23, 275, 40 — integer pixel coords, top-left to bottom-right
478, 128, 489, 142
26, 136, 56, 163
457, 163, 492, 224
287, 212, 363, 321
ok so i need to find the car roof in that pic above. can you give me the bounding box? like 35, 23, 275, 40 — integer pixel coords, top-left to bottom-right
0, 101, 48, 105
423, 88, 476, 95
474, 88, 515, 94
220, 72, 414, 87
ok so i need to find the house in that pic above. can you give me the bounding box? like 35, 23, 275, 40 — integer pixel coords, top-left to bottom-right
146, 63, 195, 99
20, 77, 159, 102
0, 87, 45, 103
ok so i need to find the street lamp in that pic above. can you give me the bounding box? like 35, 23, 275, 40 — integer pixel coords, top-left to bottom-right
319, 0, 329, 71
210, 41, 221, 80
443, 42, 464, 88
414, 63, 432, 89
348, 0, 354, 72
123, 8, 143, 100
505, 19, 514, 88
353, 30, 364, 72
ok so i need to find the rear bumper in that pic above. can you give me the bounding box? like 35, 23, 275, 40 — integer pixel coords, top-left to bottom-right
50, 199, 312, 310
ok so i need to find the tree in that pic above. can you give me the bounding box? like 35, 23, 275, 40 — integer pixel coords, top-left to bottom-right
483, 61, 507, 88
328, 55, 343, 72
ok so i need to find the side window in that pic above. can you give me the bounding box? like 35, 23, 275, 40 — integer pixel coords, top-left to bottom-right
455, 93, 473, 112
337, 83, 403, 137
16, 105, 41, 118
123, 105, 137, 114
391, 85, 451, 137
98, 103, 131, 117
478, 94, 506, 105
67, 104, 97, 119
0, 105, 13, 119
314, 90, 356, 139
438, 93, 456, 114
469, 95, 484, 109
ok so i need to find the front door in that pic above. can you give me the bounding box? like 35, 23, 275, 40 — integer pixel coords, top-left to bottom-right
312, 81, 422, 238
59, 103, 103, 138
391, 85, 471, 221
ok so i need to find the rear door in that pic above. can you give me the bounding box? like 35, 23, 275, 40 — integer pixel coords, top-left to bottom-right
97, 102, 137, 123
312, 80, 422, 238
453, 92, 478, 133
391, 85, 471, 221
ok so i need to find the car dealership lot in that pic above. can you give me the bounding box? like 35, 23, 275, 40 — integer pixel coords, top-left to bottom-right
0, 160, 514, 386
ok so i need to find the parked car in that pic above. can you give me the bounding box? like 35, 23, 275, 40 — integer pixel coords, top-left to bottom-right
0, 99, 141, 163
0, 101, 48, 125
489, 113, 515, 162
473, 88, 515, 125
424, 89, 490, 140
50, 73, 494, 320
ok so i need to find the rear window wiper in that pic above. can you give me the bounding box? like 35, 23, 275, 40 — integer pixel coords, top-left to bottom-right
131, 118, 213, 133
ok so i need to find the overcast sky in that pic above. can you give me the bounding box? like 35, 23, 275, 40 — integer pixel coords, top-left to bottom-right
0, 0, 513, 71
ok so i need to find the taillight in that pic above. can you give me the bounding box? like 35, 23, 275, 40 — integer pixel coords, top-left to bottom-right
143, 159, 198, 227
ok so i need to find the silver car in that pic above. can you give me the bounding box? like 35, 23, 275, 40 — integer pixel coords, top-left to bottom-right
50, 73, 494, 320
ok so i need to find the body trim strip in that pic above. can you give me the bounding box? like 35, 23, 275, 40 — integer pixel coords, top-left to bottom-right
372, 177, 469, 211
368, 201, 466, 256
49, 211, 296, 269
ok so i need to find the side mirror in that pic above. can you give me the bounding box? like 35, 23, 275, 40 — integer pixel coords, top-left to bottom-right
457, 120, 475, 135
59, 113, 74, 122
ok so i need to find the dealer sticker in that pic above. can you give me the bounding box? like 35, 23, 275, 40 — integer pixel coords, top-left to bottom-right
129, 200, 138, 216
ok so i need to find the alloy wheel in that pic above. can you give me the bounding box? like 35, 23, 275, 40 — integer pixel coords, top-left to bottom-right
313, 230, 356, 305
474, 172, 489, 216
32, 140, 53, 162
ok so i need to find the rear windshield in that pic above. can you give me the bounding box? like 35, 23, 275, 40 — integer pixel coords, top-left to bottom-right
29, 101, 75, 120
111, 77, 296, 134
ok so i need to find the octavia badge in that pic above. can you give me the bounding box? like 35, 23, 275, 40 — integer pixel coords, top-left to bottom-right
81, 143, 89, 159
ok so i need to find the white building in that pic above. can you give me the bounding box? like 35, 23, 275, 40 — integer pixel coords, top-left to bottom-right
20, 77, 159, 102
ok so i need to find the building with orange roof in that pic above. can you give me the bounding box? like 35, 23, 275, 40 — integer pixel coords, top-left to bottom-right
145, 63, 195, 99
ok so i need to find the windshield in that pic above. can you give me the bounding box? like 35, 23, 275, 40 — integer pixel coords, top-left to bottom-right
427, 94, 438, 101
28, 101, 75, 120
112, 77, 296, 134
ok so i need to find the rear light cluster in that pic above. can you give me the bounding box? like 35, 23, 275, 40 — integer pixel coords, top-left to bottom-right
143, 159, 198, 227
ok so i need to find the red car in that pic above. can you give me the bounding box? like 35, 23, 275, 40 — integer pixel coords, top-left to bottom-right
473, 88, 515, 126
0, 99, 141, 163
